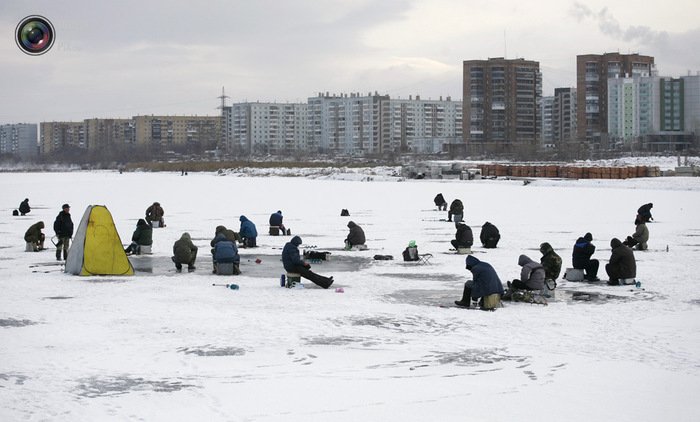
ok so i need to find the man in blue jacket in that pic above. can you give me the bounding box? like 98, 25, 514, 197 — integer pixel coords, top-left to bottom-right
211, 231, 240, 274
282, 236, 333, 289
239, 215, 258, 247
455, 255, 504, 309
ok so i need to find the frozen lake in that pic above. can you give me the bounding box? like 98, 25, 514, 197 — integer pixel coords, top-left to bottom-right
1, 170, 700, 421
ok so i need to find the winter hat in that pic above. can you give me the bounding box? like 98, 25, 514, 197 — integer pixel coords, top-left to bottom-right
584, 232, 593, 242
215, 225, 226, 234
408, 240, 416, 248
137, 218, 148, 226
347, 221, 355, 228
277, 210, 282, 214
610, 238, 622, 248
62, 203, 70, 209
291, 235, 302, 245
181, 232, 191, 241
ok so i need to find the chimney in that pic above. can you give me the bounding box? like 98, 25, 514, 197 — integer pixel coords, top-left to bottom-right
416, 95, 420, 100
409, 95, 412, 100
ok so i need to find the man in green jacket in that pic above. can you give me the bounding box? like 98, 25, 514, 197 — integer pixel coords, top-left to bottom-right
172, 232, 198, 272
125, 219, 153, 255
24, 221, 45, 251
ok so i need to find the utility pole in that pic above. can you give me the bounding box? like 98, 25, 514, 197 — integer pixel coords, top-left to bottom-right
217, 87, 230, 157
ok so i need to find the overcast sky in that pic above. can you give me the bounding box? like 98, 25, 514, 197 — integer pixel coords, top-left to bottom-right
2, 0, 699, 123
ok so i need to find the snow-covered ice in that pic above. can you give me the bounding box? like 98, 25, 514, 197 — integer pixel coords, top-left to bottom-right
1, 170, 700, 421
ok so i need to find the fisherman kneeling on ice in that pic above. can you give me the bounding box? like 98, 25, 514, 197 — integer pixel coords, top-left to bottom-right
455, 255, 504, 311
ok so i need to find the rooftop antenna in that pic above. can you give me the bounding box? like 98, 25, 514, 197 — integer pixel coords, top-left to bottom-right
504, 29, 507, 59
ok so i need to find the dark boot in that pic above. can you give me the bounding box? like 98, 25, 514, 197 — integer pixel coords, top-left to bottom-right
454, 285, 472, 307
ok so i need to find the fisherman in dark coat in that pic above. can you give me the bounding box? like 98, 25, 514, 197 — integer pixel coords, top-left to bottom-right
454, 255, 504, 308
637, 203, 653, 223
269, 210, 287, 235
451, 222, 473, 249
19, 198, 31, 216
572, 232, 599, 281
433, 193, 447, 211
479, 221, 500, 248
539, 242, 562, 281
172, 232, 198, 272
345, 221, 366, 248
145, 202, 165, 227
282, 235, 334, 288
606, 238, 637, 285
24, 221, 45, 251
53, 204, 73, 261
125, 219, 153, 255
447, 199, 464, 223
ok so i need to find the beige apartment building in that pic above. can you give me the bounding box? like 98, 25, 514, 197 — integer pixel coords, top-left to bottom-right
40, 121, 87, 155
133, 115, 221, 150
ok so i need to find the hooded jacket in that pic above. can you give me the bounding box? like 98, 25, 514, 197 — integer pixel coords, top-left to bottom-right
465, 255, 504, 299
539, 242, 562, 281
239, 216, 258, 239
454, 223, 473, 248
212, 233, 239, 264
131, 219, 153, 246
173, 232, 198, 263
608, 238, 636, 279
346, 221, 366, 246
637, 203, 653, 221
572, 234, 595, 269
632, 220, 649, 245
449, 199, 464, 214
518, 254, 546, 290
24, 221, 44, 243
433, 193, 446, 206
145, 202, 164, 220
282, 235, 305, 271
19, 199, 30, 214
479, 222, 500, 246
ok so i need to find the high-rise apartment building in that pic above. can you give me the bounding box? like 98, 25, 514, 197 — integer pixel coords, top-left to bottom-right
0, 123, 38, 159
463, 58, 542, 152
40, 121, 86, 155
541, 96, 554, 146
85, 118, 134, 151
133, 115, 220, 150
307, 92, 390, 155
684, 74, 700, 135
576, 53, 654, 145
552, 87, 577, 146
607, 74, 656, 142
387, 96, 462, 154
226, 102, 308, 155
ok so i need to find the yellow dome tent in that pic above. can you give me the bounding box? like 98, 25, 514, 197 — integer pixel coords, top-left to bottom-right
65, 205, 134, 276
